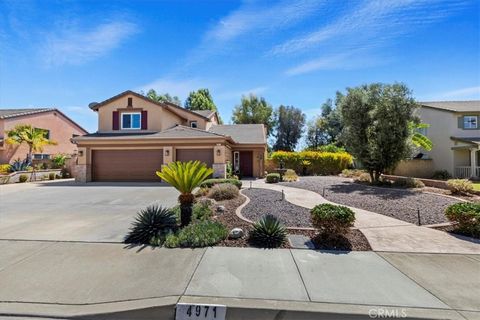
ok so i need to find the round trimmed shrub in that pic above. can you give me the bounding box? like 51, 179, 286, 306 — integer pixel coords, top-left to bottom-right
266, 173, 281, 183
311, 204, 355, 236
18, 174, 28, 183
447, 179, 473, 194
208, 183, 239, 201
124, 205, 177, 245
445, 202, 480, 237
248, 214, 287, 248
282, 169, 298, 182
49, 172, 55, 180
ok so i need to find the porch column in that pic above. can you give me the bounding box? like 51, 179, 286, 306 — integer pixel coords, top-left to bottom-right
470, 148, 478, 178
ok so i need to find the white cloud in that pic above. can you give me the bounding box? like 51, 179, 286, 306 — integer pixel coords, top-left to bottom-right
439, 86, 480, 99
285, 53, 351, 76
41, 21, 138, 66
136, 78, 211, 100
206, 0, 324, 42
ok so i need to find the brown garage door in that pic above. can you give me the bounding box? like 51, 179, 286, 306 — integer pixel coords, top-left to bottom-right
176, 149, 214, 167
92, 149, 163, 182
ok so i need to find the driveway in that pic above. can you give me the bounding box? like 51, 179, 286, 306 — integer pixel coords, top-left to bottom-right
0, 180, 179, 242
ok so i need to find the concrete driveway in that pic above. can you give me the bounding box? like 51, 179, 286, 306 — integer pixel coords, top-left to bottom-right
0, 180, 179, 242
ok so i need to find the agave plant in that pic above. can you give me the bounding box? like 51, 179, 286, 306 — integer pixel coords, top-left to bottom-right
124, 205, 177, 245
156, 161, 213, 227
9, 158, 31, 172
249, 214, 287, 248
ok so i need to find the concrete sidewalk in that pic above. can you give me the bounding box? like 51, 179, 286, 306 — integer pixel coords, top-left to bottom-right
0, 240, 479, 320
248, 180, 480, 254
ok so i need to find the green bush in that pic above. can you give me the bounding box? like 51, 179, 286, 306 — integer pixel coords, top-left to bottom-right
200, 178, 242, 189
164, 220, 228, 248
315, 144, 346, 153
447, 179, 474, 194
445, 202, 480, 237
282, 169, 298, 182
248, 214, 287, 248
270, 150, 353, 175
172, 202, 213, 222
124, 205, 177, 245
48, 172, 55, 180
208, 183, 239, 201
311, 204, 355, 236
0, 164, 11, 174
432, 170, 451, 180
266, 173, 281, 183
18, 174, 28, 183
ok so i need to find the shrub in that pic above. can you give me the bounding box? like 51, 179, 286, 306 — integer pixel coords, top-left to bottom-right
266, 173, 281, 183
393, 177, 424, 188
270, 150, 353, 175
10, 158, 30, 172
315, 144, 346, 153
354, 172, 371, 183
200, 178, 242, 189
0, 164, 10, 174
311, 204, 355, 237
282, 169, 298, 182
48, 172, 55, 180
124, 205, 177, 245
248, 214, 287, 248
52, 154, 67, 169
447, 179, 474, 195
432, 170, 451, 180
208, 183, 239, 201
264, 158, 276, 173
341, 169, 366, 178
445, 202, 480, 237
164, 220, 228, 248
60, 168, 70, 178
195, 187, 210, 197
172, 202, 213, 222
18, 174, 28, 183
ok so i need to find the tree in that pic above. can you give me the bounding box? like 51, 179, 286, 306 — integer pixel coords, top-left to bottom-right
6, 124, 57, 163
340, 83, 418, 183
305, 117, 329, 149
273, 105, 306, 151
231, 94, 275, 136
184, 89, 216, 111
156, 161, 213, 227
144, 89, 182, 106
305, 97, 344, 150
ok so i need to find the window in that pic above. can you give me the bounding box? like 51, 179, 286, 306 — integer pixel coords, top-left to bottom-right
35, 128, 50, 139
190, 121, 198, 128
33, 154, 50, 160
121, 112, 141, 129
464, 116, 478, 129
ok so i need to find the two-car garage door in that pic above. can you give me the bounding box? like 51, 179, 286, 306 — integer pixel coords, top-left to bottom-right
92, 148, 213, 182
92, 150, 163, 182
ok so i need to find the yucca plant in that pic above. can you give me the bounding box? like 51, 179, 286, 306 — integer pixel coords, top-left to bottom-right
156, 161, 213, 227
249, 214, 287, 248
124, 205, 177, 245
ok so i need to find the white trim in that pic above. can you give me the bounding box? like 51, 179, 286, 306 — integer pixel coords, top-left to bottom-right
121, 112, 141, 130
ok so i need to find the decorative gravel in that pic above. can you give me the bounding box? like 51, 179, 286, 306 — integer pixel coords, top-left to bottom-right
241, 188, 312, 228
279, 176, 461, 225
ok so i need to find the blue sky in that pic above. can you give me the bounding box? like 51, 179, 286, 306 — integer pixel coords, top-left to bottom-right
1, 0, 479, 133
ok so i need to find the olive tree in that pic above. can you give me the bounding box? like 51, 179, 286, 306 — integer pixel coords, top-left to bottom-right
340, 83, 418, 183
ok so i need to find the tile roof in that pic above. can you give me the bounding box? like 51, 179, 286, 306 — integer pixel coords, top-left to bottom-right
0, 108, 55, 119
420, 101, 480, 113
209, 124, 266, 144
191, 110, 216, 118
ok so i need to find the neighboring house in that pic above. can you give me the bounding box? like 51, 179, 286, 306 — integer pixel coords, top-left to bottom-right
417, 100, 479, 178
0, 108, 88, 164
72, 90, 267, 182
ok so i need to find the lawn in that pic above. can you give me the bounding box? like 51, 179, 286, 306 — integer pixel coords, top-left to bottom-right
473, 182, 480, 191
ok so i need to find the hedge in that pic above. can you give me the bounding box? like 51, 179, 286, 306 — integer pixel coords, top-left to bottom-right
269, 151, 353, 175
200, 178, 242, 189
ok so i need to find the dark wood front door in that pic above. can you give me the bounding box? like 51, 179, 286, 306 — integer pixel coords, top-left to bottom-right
239, 151, 253, 177
92, 149, 163, 182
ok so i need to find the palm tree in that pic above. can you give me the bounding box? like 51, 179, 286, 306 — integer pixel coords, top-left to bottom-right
156, 161, 213, 227
6, 124, 57, 163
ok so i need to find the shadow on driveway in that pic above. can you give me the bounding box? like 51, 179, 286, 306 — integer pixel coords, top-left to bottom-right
35, 180, 173, 187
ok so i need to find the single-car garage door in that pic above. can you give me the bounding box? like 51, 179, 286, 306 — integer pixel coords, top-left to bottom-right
176, 149, 214, 167
92, 149, 163, 182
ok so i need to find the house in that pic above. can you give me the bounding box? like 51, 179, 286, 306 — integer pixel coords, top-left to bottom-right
417, 100, 479, 178
0, 108, 88, 164
72, 90, 267, 182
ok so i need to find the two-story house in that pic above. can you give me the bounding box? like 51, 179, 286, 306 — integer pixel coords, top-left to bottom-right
0, 108, 87, 164
418, 100, 479, 178
72, 90, 267, 182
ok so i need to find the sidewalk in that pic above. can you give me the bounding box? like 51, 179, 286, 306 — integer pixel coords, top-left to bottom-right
0, 240, 479, 319
248, 180, 480, 254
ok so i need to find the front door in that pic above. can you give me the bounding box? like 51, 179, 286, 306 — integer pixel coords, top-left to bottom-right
239, 151, 253, 177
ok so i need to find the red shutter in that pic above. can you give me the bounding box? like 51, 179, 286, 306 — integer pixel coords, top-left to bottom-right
112, 111, 119, 130
141, 111, 148, 130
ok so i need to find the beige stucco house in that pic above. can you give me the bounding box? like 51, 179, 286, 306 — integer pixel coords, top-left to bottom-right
0, 108, 87, 164
73, 90, 267, 182
416, 101, 479, 178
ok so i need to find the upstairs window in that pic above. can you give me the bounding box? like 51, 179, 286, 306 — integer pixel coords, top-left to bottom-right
464, 116, 478, 129
121, 112, 141, 129
35, 128, 50, 139
190, 121, 198, 128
